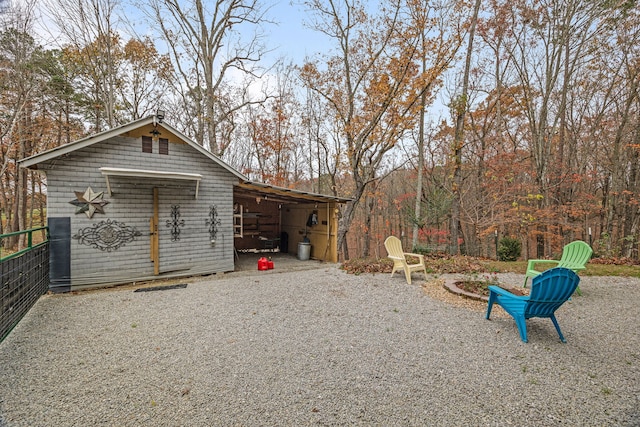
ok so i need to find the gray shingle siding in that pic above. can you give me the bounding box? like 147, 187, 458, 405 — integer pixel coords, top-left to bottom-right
42, 135, 236, 288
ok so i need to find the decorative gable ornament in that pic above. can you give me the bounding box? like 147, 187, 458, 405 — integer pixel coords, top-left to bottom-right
69, 186, 110, 218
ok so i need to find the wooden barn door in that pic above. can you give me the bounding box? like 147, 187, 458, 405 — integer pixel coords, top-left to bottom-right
149, 187, 160, 275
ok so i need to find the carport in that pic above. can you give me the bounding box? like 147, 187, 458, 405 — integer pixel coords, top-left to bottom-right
233, 181, 351, 263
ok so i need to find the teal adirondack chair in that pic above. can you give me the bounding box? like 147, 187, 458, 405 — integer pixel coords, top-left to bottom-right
486, 267, 580, 343
523, 240, 592, 295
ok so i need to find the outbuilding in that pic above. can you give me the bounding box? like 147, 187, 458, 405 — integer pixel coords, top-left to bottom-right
19, 115, 349, 291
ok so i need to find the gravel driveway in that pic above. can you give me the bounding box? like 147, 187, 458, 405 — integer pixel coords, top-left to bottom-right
0, 266, 638, 426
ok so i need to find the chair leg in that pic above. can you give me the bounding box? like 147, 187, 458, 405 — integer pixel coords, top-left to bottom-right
523, 276, 529, 288
574, 285, 582, 296
485, 302, 493, 320
485, 293, 496, 319
514, 315, 528, 343
550, 315, 567, 343
403, 267, 412, 285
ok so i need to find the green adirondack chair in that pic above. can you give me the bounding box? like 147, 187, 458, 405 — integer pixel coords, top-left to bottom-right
523, 240, 592, 295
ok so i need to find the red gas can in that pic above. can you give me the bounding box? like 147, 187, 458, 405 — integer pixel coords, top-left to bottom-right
267, 259, 274, 269
258, 257, 269, 270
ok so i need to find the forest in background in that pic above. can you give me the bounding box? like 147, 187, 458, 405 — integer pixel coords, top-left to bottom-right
1, 0, 639, 261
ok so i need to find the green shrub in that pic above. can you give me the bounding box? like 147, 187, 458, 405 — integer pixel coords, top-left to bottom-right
412, 244, 431, 255
497, 236, 521, 261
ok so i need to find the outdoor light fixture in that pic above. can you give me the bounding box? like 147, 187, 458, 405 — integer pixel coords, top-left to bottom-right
151, 109, 165, 138
150, 126, 161, 142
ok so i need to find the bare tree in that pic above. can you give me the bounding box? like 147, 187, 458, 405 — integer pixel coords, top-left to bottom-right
43, 0, 122, 131
118, 37, 174, 121
406, 0, 463, 250
300, 0, 429, 259
0, 2, 50, 246
449, 0, 481, 255
498, 0, 614, 255
145, 0, 268, 155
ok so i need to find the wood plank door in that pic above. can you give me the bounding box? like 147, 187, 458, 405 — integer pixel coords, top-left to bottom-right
149, 187, 160, 275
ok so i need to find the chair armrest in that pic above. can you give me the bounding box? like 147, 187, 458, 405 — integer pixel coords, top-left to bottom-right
403, 252, 425, 260
388, 255, 404, 261
526, 259, 560, 270
488, 285, 528, 300
557, 263, 587, 271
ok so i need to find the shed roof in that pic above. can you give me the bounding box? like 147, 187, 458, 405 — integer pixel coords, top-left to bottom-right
19, 116, 246, 180
19, 115, 352, 205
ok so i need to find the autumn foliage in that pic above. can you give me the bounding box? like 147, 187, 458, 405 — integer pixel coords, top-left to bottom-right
2, 0, 640, 261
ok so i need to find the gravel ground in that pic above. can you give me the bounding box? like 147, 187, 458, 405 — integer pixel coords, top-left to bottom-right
0, 266, 638, 426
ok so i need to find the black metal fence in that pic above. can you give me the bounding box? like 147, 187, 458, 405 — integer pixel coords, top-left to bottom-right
1, 228, 50, 342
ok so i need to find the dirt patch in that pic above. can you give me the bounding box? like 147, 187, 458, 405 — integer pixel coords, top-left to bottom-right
453, 281, 527, 298
421, 278, 495, 315
420, 277, 521, 318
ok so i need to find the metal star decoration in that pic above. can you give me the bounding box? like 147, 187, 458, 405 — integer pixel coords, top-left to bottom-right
69, 186, 110, 218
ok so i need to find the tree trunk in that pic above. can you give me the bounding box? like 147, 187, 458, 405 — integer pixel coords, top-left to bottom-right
337, 184, 367, 261
412, 72, 427, 250
450, 0, 481, 255
363, 193, 374, 257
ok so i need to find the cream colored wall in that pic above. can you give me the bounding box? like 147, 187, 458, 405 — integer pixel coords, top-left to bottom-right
281, 202, 339, 262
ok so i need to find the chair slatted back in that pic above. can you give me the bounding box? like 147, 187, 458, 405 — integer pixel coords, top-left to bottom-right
384, 236, 404, 259
558, 241, 593, 268
526, 268, 580, 318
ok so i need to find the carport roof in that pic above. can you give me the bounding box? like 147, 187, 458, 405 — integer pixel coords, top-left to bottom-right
235, 181, 351, 204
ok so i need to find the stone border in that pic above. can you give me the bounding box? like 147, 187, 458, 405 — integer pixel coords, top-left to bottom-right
442, 279, 528, 302
442, 279, 489, 302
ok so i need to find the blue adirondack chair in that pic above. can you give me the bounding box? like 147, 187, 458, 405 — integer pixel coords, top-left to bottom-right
486, 267, 580, 343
